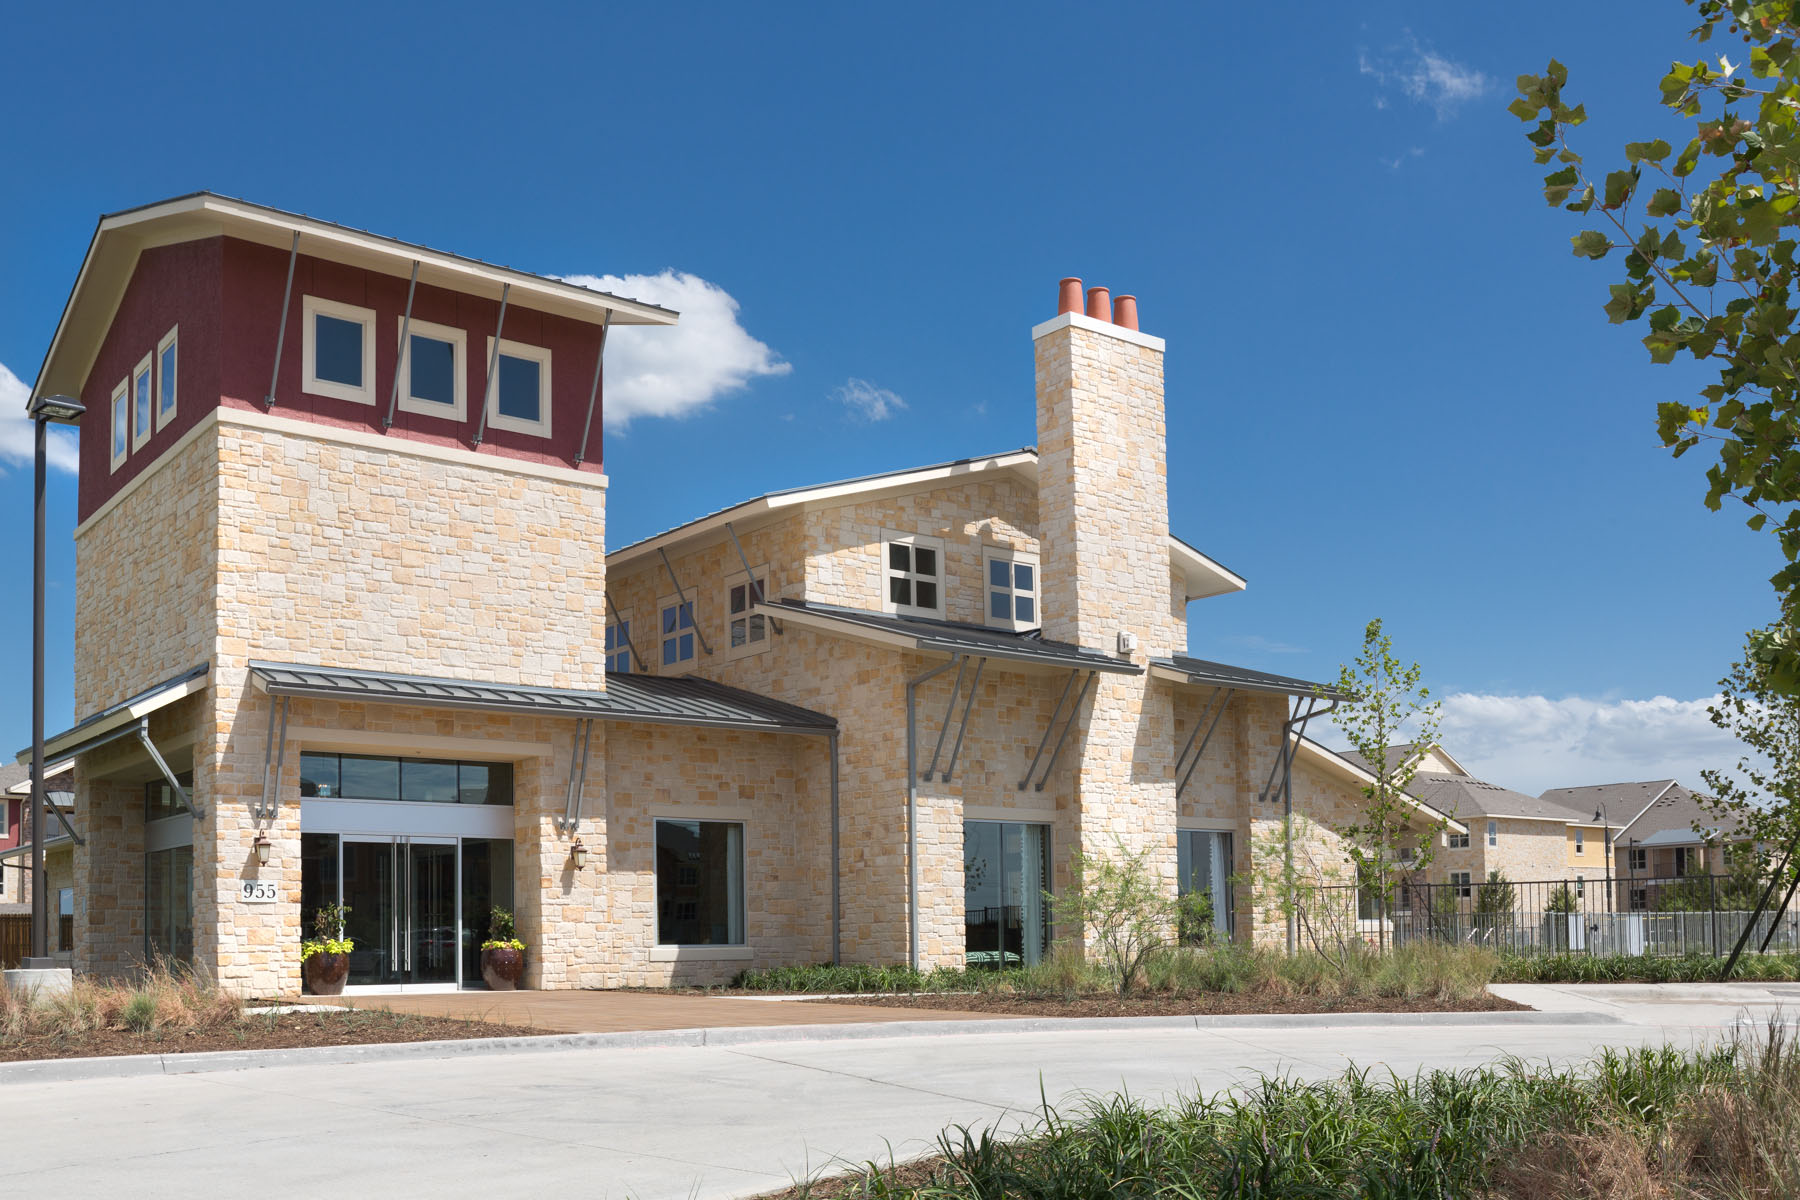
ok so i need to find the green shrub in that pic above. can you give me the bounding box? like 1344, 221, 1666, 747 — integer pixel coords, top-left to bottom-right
1495, 951, 1800, 985
122, 992, 157, 1033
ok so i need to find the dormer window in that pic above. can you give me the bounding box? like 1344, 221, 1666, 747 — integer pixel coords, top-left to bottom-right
884, 533, 943, 619
660, 597, 696, 670
302, 296, 376, 405
984, 548, 1038, 630
727, 567, 770, 657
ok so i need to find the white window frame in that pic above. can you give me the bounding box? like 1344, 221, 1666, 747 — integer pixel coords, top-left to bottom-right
110, 378, 129, 473
1575, 875, 1585, 899
605, 614, 632, 674
131, 354, 154, 451
982, 546, 1039, 631
883, 530, 945, 619
1575, 828, 1585, 855
484, 337, 553, 438
1449, 870, 1472, 899
302, 295, 377, 405
725, 565, 771, 659
652, 816, 747, 949
396, 316, 468, 421
1629, 847, 1648, 872
1446, 829, 1470, 850
658, 593, 698, 674
155, 326, 179, 431
1487, 820, 1497, 848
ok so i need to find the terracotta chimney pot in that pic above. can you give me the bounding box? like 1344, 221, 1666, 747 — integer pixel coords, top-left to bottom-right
1085, 286, 1111, 322
1057, 278, 1084, 315
1112, 295, 1139, 330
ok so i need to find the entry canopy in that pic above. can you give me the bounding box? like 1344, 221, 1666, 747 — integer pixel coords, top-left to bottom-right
248, 661, 836, 735
1150, 655, 1349, 700
19, 662, 211, 765
760, 599, 1142, 675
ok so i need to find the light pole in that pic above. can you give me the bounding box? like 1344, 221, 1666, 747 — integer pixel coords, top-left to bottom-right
1594, 804, 1613, 919
25, 394, 83, 967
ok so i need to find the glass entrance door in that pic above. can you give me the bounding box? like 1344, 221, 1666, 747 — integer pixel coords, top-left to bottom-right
341, 837, 458, 987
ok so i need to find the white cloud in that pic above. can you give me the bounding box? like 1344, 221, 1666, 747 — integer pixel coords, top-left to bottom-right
0, 362, 79, 475
1319, 692, 1748, 796
559, 271, 791, 428
1359, 35, 1492, 119
834, 377, 907, 422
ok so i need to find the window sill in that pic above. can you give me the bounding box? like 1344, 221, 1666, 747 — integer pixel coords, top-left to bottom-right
649, 944, 753, 962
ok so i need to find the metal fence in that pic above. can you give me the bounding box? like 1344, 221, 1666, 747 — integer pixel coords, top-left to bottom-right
1297, 874, 1800, 959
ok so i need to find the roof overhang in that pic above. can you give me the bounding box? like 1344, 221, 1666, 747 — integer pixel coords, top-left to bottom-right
18, 663, 210, 765
1290, 734, 1469, 835
1170, 535, 1246, 600
1150, 658, 1348, 700
761, 601, 1141, 676
33, 192, 679, 404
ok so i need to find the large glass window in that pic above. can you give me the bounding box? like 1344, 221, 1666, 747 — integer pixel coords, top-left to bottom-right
58, 888, 74, 954
655, 819, 745, 945
1177, 830, 1233, 940
146, 845, 193, 964
963, 820, 1049, 968
460, 837, 515, 981
299, 753, 513, 804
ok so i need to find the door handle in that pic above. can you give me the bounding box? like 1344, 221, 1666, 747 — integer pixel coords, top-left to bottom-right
404, 839, 413, 974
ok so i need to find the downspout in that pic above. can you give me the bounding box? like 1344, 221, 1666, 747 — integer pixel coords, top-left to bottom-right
828, 728, 841, 966
905, 656, 960, 972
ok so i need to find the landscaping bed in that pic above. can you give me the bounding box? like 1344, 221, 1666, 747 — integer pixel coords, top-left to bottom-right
0, 1008, 542, 1063
812, 989, 1528, 1017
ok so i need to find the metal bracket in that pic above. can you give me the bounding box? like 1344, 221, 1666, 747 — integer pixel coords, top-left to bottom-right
472, 282, 511, 447
258, 695, 290, 822
658, 548, 714, 657
263, 231, 301, 409
1019, 670, 1078, 790
1027, 671, 1095, 792
383, 260, 421, 429
556, 718, 594, 834
1175, 687, 1235, 799
604, 588, 646, 672
940, 658, 984, 783
137, 719, 201, 818
574, 312, 611, 468
43, 796, 83, 846
724, 521, 781, 635
922, 656, 968, 781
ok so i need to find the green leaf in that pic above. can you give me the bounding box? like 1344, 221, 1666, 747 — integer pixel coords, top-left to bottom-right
1571, 230, 1611, 258
1646, 188, 1683, 217
1508, 97, 1540, 121
1546, 59, 1567, 87
1625, 139, 1673, 163
1543, 165, 1580, 207
1603, 168, 1639, 209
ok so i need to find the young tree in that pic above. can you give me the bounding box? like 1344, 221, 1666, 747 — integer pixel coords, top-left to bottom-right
1049, 839, 1209, 995
1332, 619, 1445, 950
1702, 626, 1800, 905
1509, 4, 1800, 688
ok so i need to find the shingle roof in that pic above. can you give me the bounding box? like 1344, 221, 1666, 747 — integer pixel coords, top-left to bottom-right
1410, 773, 1599, 824
1537, 781, 1710, 835
248, 662, 836, 734
1339, 744, 1421, 777
766, 600, 1140, 674
1152, 656, 1348, 699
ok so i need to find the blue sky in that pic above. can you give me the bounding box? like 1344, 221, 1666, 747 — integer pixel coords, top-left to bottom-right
0, 3, 1773, 793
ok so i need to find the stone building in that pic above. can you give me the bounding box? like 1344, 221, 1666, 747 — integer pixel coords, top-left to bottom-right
24, 196, 1434, 993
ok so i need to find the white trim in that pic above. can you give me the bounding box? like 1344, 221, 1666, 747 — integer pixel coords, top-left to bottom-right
285, 725, 553, 760
963, 803, 1055, 823
131, 353, 154, 451
724, 564, 772, 660
299, 798, 514, 839
649, 944, 754, 962
155, 325, 178, 431
109, 378, 129, 473
484, 337, 552, 438
1177, 816, 1238, 832
76, 406, 607, 542
656, 592, 699, 675
302, 295, 377, 405
981, 545, 1039, 631
882, 530, 945, 619
396, 316, 468, 422
1169, 536, 1246, 600
1029, 310, 1166, 352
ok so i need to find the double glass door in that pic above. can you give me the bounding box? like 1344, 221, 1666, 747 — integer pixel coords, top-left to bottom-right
343, 837, 457, 987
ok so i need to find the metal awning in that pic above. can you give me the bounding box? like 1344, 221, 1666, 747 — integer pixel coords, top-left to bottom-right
1150, 655, 1347, 699
18, 663, 210, 765
761, 600, 1141, 675
248, 661, 836, 734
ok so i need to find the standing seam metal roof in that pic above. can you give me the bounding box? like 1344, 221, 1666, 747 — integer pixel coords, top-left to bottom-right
766, 600, 1140, 674
1153, 655, 1348, 699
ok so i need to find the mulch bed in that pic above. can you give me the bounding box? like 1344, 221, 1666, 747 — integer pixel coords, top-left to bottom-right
0, 1010, 543, 1063
810, 991, 1530, 1018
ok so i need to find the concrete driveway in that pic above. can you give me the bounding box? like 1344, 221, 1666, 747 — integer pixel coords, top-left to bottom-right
7, 984, 1793, 1200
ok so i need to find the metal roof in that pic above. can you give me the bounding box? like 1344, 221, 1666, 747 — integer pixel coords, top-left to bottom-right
19, 663, 211, 764
1151, 655, 1348, 699
764, 600, 1141, 674
247, 661, 835, 734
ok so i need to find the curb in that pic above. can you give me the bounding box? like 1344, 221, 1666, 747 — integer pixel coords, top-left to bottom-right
0, 1008, 1620, 1086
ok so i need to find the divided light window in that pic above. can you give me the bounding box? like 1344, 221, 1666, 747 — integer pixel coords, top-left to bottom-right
1449, 870, 1472, 899
303, 296, 377, 405
1487, 820, 1497, 847
655, 818, 745, 946
983, 548, 1037, 630
156, 326, 178, 430
885, 533, 943, 618
132, 354, 153, 451
1629, 848, 1648, 872
486, 338, 552, 438
1575, 829, 1585, 854
298, 753, 513, 805
398, 317, 467, 421
727, 568, 769, 656
1447, 829, 1470, 850
661, 599, 696, 668
606, 618, 632, 673
110, 378, 129, 472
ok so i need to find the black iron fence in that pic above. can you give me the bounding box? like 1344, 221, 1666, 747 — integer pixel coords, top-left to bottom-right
1295, 873, 1800, 958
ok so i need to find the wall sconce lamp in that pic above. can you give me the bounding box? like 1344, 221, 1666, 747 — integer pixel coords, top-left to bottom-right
569, 838, 588, 870
253, 834, 272, 866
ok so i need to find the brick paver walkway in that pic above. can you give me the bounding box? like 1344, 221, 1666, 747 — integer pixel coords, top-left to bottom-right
317, 988, 1005, 1034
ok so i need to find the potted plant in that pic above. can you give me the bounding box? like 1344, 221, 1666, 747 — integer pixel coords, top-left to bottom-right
301, 901, 353, 995
481, 906, 526, 990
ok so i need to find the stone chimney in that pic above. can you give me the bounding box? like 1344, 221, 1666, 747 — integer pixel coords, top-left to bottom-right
1033, 278, 1174, 661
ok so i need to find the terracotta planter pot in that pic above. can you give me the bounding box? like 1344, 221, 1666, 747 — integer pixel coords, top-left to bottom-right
481, 946, 524, 990
303, 952, 349, 996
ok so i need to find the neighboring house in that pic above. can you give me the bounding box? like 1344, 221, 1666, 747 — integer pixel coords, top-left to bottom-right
1538, 781, 1744, 911
0, 763, 25, 903
27, 195, 1421, 995
0, 765, 80, 959
1341, 743, 1617, 907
